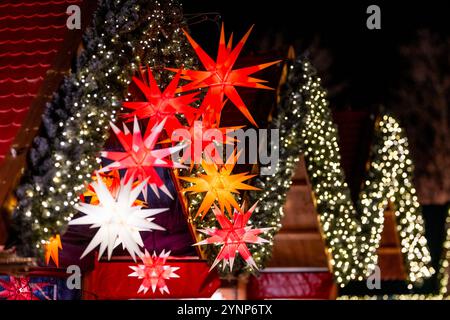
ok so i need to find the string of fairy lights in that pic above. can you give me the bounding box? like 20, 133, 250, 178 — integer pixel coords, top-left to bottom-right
14, 0, 196, 256
358, 115, 434, 286
291, 59, 366, 285
340, 206, 449, 299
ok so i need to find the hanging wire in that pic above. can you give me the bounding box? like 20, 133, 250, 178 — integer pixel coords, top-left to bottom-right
184, 12, 221, 30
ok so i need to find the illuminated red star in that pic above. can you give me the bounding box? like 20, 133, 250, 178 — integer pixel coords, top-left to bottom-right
129, 250, 180, 295
168, 24, 281, 127
99, 117, 186, 200
0, 277, 50, 300
122, 67, 199, 135
195, 202, 272, 271
171, 120, 243, 167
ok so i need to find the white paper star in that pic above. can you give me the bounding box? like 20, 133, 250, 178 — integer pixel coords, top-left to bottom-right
70, 173, 168, 261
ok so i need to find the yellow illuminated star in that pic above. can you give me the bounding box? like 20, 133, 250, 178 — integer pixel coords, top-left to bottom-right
179, 150, 259, 219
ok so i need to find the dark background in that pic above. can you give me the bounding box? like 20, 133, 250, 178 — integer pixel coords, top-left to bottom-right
183, 0, 449, 110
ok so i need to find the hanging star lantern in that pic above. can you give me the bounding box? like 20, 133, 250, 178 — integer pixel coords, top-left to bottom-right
80, 170, 144, 206
0, 276, 50, 300
122, 67, 199, 135
195, 202, 271, 271
44, 234, 62, 268
129, 250, 180, 295
168, 24, 280, 127
70, 174, 168, 261
170, 120, 243, 167
179, 150, 259, 219
99, 117, 186, 201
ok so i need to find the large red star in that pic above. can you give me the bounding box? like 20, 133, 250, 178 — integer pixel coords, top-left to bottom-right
195, 202, 271, 271
168, 24, 281, 127
122, 67, 199, 135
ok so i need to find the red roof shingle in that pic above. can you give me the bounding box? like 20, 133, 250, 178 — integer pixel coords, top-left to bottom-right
0, 0, 83, 164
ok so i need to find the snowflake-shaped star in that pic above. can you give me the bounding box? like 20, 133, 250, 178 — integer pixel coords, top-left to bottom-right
168, 24, 280, 127
0, 277, 50, 300
70, 174, 168, 261
129, 250, 180, 295
122, 67, 199, 135
99, 117, 186, 201
195, 202, 272, 271
179, 150, 259, 219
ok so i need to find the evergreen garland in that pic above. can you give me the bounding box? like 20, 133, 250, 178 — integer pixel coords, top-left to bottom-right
247, 56, 366, 285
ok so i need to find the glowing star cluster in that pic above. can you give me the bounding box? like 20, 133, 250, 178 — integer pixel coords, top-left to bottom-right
122, 68, 199, 135
70, 174, 167, 261
179, 151, 259, 219
195, 202, 271, 271
100, 117, 185, 200
128, 250, 180, 294
169, 24, 280, 127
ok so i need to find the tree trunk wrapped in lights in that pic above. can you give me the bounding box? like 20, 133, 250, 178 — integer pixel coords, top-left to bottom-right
11, 0, 196, 257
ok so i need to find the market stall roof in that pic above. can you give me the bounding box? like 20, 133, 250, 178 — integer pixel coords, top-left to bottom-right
0, 0, 97, 209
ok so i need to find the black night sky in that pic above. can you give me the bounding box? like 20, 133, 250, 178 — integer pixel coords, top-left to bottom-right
183, 0, 449, 110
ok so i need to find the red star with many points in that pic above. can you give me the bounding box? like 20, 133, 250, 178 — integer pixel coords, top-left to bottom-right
99, 117, 186, 200
168, 24, 281, 127
122, 67, 199, 136
171, 120, 243, 168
